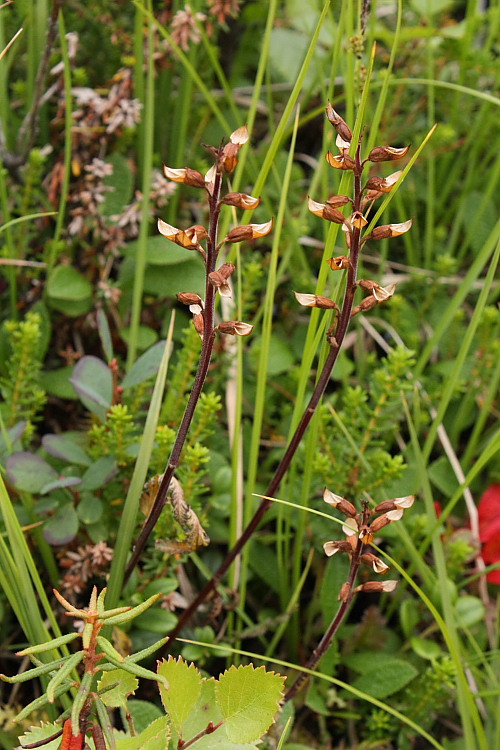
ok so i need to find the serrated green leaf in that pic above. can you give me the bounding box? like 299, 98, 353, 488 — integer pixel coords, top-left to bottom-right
351, 659, 418, 698
158, 657, 202, 733
19, 722, 62, 749
115, 716, 170, 750
215, 665, 285, 744
170, 679, 256, 750
98, 669, 138, 707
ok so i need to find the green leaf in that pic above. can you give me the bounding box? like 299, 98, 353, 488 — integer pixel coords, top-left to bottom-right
115, 716, 170, 750
158, 657, 202, 734
428, 456, 459, 498
70, 356, 113, 419
40, 476, 82, 494
215, 665, 285, 744
455, 595, 485, 628
127, 699, 164, 734
79, 456, 117, 491
42, 434, 91, 466
43, 503, 79, 545
122, 341, 168, 389
19, 722, 62, 749
40, 367, 78, 399
98, 668, 138, 708
410, 637, 442, 661
120, 325, 158, 351
100, 153, 134, 218
399, 598, 420, 639
350, 659, 418, 699
47, 265, 93, 301
6, 452, 57, 493
133, 607, 177, 634
97, 308, 114, 362
170, 679, 256, 750
77, 492, 103, 524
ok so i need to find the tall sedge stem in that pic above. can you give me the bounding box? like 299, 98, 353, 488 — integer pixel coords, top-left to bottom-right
124, 171, 223, 581
163, 144, 365, 649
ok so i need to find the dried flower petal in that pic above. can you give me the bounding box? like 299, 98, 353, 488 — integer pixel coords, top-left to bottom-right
367, 145, 410, 162
294, 292, 339, 310
372, 283, 396, 302
335, 133, 351, 151
158, 219, 202, 250
361, 553, 390, 574
367, 219, 413, 242
326, 195, 351, 208
327, 255, 351, 271
326, 150, 356, 171
394, 495, 415, 509
323, 541, 353, 557
386, 508, 404, 521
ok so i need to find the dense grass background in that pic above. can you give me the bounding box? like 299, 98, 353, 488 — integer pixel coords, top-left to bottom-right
0, 1, 498, 748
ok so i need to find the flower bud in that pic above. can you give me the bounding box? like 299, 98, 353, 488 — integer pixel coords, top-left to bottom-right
218, 321, 254, 336
338, 582, 352, 602
294, 292, 339, 310
354, 580, 398, 594
225, 219, 273, 243
326, 150, 356, 170
367, 145, 410, 162
308, 197, 346, 224
364, 170, 402, 193
327, 255, 350, 271
163, 166, 206, 189
221, 192, 261, 210
325, 102, 353, 142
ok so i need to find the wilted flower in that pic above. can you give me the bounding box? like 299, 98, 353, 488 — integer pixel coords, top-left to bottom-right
163, 166, 206, 189
364, 219, 413, 242
367, 145, 410, 162
218, 320, 254, 336
327, 255, 351, 271
326, 150, 356, 171
325, 102, 352, 142
308, 197, 346, 224
294, 292, 339, 310
221, 192, 261, 209
353, 580, 398, 594
225, 218, 273, 243
209, 262, 235, 297
364, 170, 402, 193
158, 219, 205, 251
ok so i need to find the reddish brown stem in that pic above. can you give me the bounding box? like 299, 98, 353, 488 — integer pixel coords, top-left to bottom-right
124, 171, 223, 581
160, 143, 365, 652
179, 720, 223, 749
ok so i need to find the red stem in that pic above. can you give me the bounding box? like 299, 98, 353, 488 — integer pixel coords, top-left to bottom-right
124, 172, 223, 581
160, 143, 365, 652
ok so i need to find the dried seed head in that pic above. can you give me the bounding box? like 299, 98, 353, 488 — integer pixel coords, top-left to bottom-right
325, 195, 351, 208
218, 320, 254, 336
325, 101, 353, 142
364, 170, 402, 193
163, 166, 206, 189
354, 580, 398, 594
308, 197, 346, 224
221, 192, 261, 209
367, 145, 410, 162
361, 553, 390, 574
369, 513, 392, 533
327, 255, 351, 271
177, 292, 203, 306
323, 540, 353, 557
294, 292, 339, 310
193, 312, 204, 339
225, 219, 273, 243
326, 150, 356, 171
